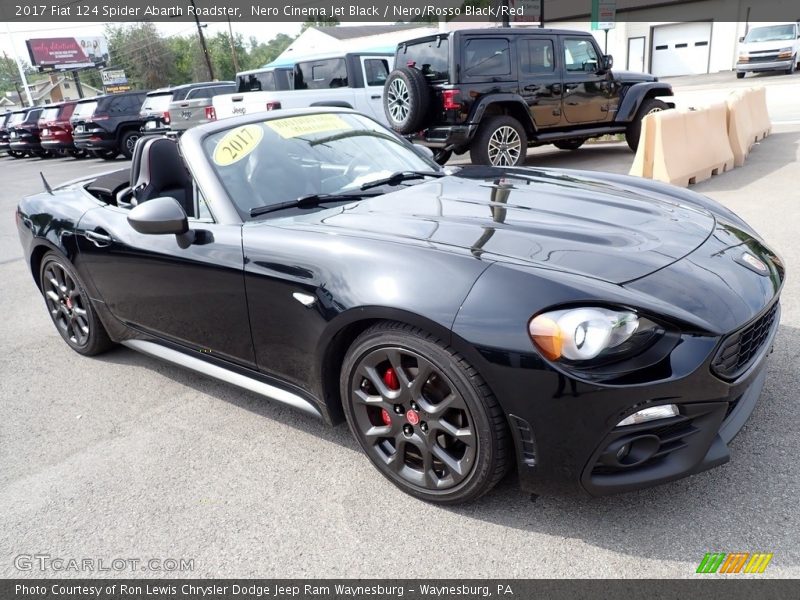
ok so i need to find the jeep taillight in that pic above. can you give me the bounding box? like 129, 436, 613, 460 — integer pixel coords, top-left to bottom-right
163, 111, 171, 124
442, 90, 462, 111
205, 107, 216, 121
266, 101, 282, 111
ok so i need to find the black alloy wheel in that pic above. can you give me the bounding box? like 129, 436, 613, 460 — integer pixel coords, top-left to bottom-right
341, 322, 510, 504
39, 254, 113, 355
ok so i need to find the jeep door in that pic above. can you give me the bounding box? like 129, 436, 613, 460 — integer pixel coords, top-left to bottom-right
517, 36, 563, 128
559, 36, 618, 124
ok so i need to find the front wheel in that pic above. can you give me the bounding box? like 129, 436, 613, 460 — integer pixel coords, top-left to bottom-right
39, 253, 114, 356
120, 131, 140, 159
469, 115, 528, 167
626, 98, 670, 151
432, 148, 453, 166
341, 322, 511, 504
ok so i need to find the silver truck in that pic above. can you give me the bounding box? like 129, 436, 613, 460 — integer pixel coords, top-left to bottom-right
164, 82, 237, 134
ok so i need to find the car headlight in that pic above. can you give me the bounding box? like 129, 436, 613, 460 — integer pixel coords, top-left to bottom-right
738, 54, 749, 62
528, 307, 661, 362
777, 47, 794, 58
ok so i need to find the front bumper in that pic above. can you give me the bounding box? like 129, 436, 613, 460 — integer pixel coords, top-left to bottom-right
736, 59, 793, 72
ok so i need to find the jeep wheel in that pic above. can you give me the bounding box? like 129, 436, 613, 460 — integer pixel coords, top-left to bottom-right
384, 67, 431, 134
626, 98, 669, 152
433, 149, 453, 166
553, 138, 586, 151
120, 131, 141, 160
470, 116, 528, 167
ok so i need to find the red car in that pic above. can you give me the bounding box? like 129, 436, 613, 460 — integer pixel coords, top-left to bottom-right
39, 101, 86, 158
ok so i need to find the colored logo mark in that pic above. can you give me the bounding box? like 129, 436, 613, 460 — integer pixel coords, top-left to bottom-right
696, 552, 773, 574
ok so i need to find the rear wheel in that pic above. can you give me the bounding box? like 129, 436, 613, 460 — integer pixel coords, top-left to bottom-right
92, 149, 118, 160
470, 115, 528, 167
39, 253, 114, 356
553, 137, 586, 151
341, 322, 511, 504
432, 148, 453, 166
9, 150, 26, 159
626, 98, 669, 151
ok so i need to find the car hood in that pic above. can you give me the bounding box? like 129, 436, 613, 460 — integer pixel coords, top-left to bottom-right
289, 167, 716, 285
612, 69, 657, 82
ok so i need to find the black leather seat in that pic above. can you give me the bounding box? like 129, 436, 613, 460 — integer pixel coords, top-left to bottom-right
131, 137, 194, 216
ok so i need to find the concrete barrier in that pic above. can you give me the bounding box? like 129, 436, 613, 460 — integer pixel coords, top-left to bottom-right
630, 103, 734, 187
726, 90, 754, 167
748, 86, 771, 140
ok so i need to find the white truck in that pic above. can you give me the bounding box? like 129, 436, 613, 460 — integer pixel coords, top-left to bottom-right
736, 22, 800, 78
212, 51, 394, 126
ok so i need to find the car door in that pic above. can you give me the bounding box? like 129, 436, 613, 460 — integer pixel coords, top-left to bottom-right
559, 36, 616, 124
75, 191, 256, 368
517, 36, 563, 128
358, 56, 392, 123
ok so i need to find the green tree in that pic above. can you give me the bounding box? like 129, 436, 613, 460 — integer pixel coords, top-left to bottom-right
105, 22, 176, 89
244, 33, 295, 69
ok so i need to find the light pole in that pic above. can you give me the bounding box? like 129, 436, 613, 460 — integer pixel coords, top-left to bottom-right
3, 23, 33, 106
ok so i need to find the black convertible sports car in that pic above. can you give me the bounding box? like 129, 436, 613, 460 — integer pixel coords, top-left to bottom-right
17, 108, 784, 504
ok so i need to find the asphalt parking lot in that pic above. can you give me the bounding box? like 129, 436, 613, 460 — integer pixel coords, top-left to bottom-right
1, 75, 799, 579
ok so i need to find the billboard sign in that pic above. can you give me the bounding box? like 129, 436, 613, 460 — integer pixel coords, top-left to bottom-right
101, 68, 128, 86
26, 36, 109, 70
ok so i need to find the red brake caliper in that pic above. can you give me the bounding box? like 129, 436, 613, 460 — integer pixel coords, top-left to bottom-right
380, 367, 400, 426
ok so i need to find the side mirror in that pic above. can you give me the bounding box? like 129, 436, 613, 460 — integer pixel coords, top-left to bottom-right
739, 36, 745, 42
600, 54, 614, 71
128, 196, 188, 235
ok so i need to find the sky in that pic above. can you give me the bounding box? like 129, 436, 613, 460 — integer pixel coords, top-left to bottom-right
0, 21, 304, 66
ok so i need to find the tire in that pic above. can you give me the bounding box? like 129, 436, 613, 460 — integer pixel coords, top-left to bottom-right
39, 253, 114, 356
736, 72, 746, 79
383, 67, 431, 134
432, 148, 453, 166
626, 98, 670, 151
9, 150, 25, 159
785, 57, 796, 75
120, 130, 141, 159
69, 148, 88, 159
340, 321, 511, 505
469, 115, 528, 167
92, 149, 118, 160
553, 137, 586, 151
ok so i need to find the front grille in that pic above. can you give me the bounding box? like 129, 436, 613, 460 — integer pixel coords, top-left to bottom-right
712, 302, 779, 380
748, 54, 780, 63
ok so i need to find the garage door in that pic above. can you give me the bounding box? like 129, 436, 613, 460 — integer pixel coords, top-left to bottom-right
651, 22, 712, 77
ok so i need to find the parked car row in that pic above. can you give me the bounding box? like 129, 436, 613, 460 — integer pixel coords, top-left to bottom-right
0, 80, 236, 161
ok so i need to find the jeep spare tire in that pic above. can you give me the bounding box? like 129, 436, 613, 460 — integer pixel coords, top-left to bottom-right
384, 67, 431, 134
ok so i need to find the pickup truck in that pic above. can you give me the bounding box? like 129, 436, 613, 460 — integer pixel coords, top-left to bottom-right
212, 51, 394, 126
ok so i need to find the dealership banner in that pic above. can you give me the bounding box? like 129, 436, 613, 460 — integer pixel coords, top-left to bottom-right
2, 579, 798, 599
25, 36, 109, 70
3, 0, 799, 22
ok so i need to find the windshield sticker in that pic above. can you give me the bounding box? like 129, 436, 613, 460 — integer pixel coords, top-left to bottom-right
213, 124, 264, 166
265, 114, 350, 139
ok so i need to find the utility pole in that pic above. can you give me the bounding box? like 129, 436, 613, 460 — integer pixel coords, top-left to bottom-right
3, 24, 34, 106
190, 0, 215, 80
227, 15, 240, 73
540, 0, 545, 28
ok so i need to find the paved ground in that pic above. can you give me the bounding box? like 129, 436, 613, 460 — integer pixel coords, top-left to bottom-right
1, 79, 799, 579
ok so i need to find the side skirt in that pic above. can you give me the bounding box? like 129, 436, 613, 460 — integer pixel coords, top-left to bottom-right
121, 339, 323, 419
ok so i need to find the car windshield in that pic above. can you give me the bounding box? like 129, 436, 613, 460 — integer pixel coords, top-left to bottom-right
142, 93, 173, 111
40, 107, 60, 121
744, 24, 796, 42
202, 112, 437, 218
73, 101, 98, 118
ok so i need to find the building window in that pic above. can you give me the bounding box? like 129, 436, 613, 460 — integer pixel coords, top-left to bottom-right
64, 82, 70, 88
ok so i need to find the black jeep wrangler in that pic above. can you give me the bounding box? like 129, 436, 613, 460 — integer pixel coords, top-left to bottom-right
384, 28, 674, 166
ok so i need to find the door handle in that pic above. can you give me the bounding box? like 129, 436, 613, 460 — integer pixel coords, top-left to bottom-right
370, 94, 381, 99
84, 229, 112, 247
